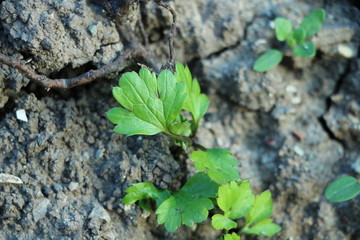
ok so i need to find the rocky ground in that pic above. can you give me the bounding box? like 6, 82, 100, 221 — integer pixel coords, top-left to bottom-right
0, 0, 360, 239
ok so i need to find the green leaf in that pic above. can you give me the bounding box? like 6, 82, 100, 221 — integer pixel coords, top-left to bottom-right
139, 199, 152, 211
122, 182, 171, 207
253, 50, 283, 72
293, 41, 316, 57
275, 17, 292, 41
211, 214, 237, 230
325, 176, 360, 202
175, 63, 209, 125
224, 233, 241, 240
242, 218, 281, 236
217, 181, 255, 219
109, 68, 187, 136
300, 8, 326, 38
156, 173, 218, 232
169, 120, 192, 137
156, 197, 182, 232
292, 28, 306, 44
107, 107, 161, 136
190, 149, 240, 184
246, 190, 273, 225
158, 70, 188, 126
286, 28, 306, 47
286, 35, 297, 48
180, 172, 219, 198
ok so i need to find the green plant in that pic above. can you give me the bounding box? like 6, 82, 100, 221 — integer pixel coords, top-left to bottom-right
107, 63, 281, 238
253, 8, 326, 72
325, 175, 360, 202
213, 181, 281, 238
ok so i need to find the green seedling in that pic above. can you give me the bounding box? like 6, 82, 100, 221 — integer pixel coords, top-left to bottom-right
213, 181, 280, 238
107, 63, 209, 142
325, 176, 360, 202
107, 63, 281, 238
253, 8, 326, 72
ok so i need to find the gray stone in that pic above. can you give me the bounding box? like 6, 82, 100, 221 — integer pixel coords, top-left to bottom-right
68, 182, 79, 192
33, 198, 50, 222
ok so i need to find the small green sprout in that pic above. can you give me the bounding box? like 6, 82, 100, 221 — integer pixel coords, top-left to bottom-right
212, 181, 280, 237
107, 63, 281, 238
325, 176, 360, 202
253, 8, 326, 72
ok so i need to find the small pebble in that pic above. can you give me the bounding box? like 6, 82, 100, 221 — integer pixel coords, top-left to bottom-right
286, 85, 297, 93
254, 38, 267, 47
68, 182, 79, 191
0, 173, 23, 184
351, 157, 360, 174
162, 174, 172, 184
294, 145, 304, 156
124, 205, 132, 211
16, 109, 28, 122
95, 149, 104, 159
33, 198, 50, 222
88, 24, 98, 36
337, 44, 355, 58
269, 20, 275, 28
53, 183, 63, 193
42, 186, 53, 197
330, 94, 344, 103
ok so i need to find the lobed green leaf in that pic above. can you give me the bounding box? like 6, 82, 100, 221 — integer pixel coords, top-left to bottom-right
107, 107, 161, 136
217, 181, 255, 219
156, 173, 218, 232
169, 120, 192, 137
175, 63, 209, 125
242, 218, 281, 236
325, 176, 360, 202
180, 172, 219, 198
211, 214, 237, 230
108, 68, 187, 137
253, 49, 283, 72
158, 70, 188, 126
122, 182, 171, 207
223, 233, 241, 240
246, 190, 273, 225
190, 149, 240, 184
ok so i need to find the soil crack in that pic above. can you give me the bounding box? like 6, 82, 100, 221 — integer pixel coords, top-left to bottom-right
318, 59, 352, 146
205, 20, 253, 60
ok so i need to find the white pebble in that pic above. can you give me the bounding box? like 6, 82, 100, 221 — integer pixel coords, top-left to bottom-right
286, 85, 297, 93
294, 145, 304, 156
16, 109, 28, 122
269, 21, 275, 29
351, 157, 360, 174
337, 44, 355, 58
0, 173, 23, 184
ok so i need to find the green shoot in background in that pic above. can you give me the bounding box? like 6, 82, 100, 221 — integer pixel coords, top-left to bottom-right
325, 176, 360, 202
107, 63, 281, 238
253, 8, 326, 72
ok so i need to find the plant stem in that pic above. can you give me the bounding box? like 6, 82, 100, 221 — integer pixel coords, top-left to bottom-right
192, 142, 207, 151
165, 132, 207, 151
191, 118, 200, 138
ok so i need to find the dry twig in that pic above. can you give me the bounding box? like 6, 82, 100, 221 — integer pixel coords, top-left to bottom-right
137, 5, 150, 48
153, 0, 177, 71
0, 46, 138, 89
0, 0, 177, 89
